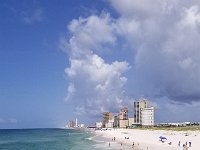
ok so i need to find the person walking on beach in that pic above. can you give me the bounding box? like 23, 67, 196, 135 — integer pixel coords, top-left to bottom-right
178, 141, 180, 146
189, 142, 191, 147
109, 142, 110, 147
132, 141, 135, 148
114, 137, 115, 141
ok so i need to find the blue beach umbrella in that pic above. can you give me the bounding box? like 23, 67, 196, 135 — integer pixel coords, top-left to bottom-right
159, 136, 167, 141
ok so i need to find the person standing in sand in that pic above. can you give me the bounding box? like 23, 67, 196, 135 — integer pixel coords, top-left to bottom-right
132, 141, 135, 148
189, 141, 191, 147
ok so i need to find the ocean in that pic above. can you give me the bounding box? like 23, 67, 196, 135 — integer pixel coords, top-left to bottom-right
0, 128, 108, 150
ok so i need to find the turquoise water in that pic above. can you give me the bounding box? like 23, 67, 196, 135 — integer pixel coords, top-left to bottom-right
0, 128, 100, 150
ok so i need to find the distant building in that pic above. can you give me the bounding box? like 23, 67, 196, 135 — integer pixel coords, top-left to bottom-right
113, 115, 119, 127
134, 99, 148, 124
119, 107, 129, 128
106, 119, 114, 128
68, 120, 75, 128
134, 99, 154, 126
141, 107, 154, 126
78, 124, 85, 128
119, 107, 128, 120
95, 122, 102, 128
75, 118, 78, 128
128, 118, 134, 127
102, 112, 113, 128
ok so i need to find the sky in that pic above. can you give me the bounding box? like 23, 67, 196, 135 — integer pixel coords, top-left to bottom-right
1, 0, 200, 129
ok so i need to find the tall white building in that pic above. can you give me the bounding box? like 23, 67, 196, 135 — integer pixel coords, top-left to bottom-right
134, 99, 148, 124
141, 107, 154, 126
134, 99, 154, 126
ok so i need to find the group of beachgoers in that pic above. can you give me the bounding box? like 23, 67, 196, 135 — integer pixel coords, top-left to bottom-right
108, 136, 136, 149
179, 141, 192, 150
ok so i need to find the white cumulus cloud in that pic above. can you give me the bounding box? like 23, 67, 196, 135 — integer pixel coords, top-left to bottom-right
62, 0, 200, 121
63, 13, 130, 117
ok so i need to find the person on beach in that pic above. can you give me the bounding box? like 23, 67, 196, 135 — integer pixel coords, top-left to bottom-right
183, 144, 186, 150
121, 142, 123, 146
109, 142, 110, 147
189, 142, 191, 147
178, 141, 180, 146
114, 137, 115, 141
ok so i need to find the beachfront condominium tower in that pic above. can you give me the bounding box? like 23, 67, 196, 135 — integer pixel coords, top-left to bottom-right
140, 107, 154, 126
134, 99, 154, 126
102, 112, 112, 128
119, 107, 129, 128
134, 99, 148, 124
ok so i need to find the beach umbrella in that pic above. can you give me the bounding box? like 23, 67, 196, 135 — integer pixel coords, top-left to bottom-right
159, 136, 167, 142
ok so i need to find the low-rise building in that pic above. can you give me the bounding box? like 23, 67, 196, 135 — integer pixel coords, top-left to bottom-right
128, 118, 134, 127
95, 122, 102, 128
119, 120, 129, 128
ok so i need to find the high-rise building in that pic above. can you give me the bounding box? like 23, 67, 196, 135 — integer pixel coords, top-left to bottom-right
113, 115, 119, 127
140, 107, 154, 126
119, 107, 128, 120
75, 118, 78, 127
102, 112, 112, 128
119, 107, 129, 128
134, 99, 148, 124
134, 99, 154, 126
69, 120, 75, 128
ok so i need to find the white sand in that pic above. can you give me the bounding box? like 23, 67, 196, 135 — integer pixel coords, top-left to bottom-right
95, 129, 200, 150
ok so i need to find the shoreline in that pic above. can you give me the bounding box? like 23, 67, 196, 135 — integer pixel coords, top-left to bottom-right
93, 128, 200, 150
92, 131, 141, 150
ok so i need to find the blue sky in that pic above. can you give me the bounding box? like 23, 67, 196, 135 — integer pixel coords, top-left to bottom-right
0, 0, 106, 128
1, 0, 200, 129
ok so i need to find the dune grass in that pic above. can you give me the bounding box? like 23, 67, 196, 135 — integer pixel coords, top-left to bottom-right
134, 126, 200, 131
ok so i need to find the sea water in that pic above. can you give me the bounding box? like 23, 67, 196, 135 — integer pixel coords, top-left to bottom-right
0, 128, 108, 150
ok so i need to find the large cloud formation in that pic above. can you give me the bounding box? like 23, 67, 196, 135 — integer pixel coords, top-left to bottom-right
63, 0, 200, 120
62, 14, 130, 117
109, 0, 200, 103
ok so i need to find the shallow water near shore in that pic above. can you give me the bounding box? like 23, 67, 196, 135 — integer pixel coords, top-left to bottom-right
0, 128, 107, 150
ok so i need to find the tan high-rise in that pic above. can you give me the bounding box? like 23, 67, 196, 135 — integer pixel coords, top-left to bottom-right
134, 99, 148, 124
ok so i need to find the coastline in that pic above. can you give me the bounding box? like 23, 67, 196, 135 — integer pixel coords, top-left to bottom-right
92, 131, 141, 150
93, 128, 200, 150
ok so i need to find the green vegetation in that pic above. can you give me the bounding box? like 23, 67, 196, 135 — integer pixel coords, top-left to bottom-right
132, 126, 200, 131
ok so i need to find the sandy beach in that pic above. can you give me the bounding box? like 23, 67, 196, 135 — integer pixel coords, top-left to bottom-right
94, 129, 200, 150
